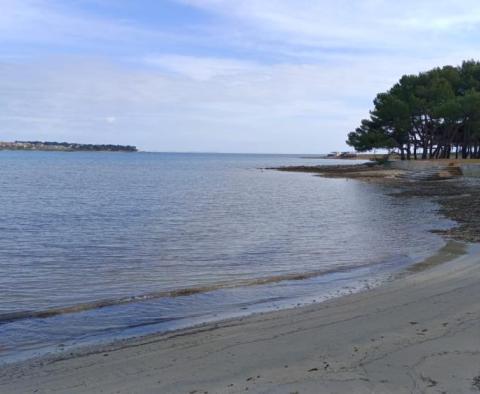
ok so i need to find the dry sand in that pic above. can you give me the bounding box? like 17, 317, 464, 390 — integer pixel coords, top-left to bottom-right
1, 243, 479, 393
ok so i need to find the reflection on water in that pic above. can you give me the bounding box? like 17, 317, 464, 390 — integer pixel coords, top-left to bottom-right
0, 152, 454, 362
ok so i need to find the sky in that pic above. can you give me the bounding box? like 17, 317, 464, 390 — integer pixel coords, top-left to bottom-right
1, 1, 480, 153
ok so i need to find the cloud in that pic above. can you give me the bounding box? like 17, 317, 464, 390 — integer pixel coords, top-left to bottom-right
2, 50, 477, 153
143, 55, 262, 81
0, 0, 178, 55
0, 58, 366, 151
176, 0, 480, 52
1, 0, 480, 152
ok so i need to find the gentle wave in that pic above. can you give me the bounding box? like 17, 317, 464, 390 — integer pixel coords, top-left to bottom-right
0, 262, 382, 324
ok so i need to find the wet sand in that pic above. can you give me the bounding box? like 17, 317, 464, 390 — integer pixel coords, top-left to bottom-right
1, 242, 479, 393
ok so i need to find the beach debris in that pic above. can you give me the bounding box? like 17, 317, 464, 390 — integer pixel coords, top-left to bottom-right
473, 375, 480, 390
420, 375, 437, 387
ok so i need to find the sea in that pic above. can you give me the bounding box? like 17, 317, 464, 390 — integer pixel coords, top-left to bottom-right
0, 151, 454, 363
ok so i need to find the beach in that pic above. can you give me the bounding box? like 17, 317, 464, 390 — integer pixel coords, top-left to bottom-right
1, 155, 479, 393
1, 153, 451, 363
1, 241, 479, 393
4, 2, 480, 393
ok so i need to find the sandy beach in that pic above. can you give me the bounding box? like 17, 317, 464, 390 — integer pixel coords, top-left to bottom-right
1, 242, 479, 393
5, 2, 480, 392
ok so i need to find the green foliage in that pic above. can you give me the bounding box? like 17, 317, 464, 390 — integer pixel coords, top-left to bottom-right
347, 60, 480, 159
347, 119, 394, 151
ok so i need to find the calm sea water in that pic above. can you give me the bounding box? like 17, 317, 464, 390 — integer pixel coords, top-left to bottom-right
0, 152, 453, 362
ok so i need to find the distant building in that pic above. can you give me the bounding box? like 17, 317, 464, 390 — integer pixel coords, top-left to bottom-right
326, 151, 357, 158
326, 151, 341, 158
0, 141, 137, 152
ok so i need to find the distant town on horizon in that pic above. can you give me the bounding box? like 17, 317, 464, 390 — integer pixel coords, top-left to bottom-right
0, 140, 137, 152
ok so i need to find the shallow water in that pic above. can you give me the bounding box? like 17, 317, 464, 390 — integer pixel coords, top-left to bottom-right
0, 152, 453, 362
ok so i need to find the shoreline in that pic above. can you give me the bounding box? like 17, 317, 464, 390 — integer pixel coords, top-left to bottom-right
0, 246, 437, 366
2, 163, 480, 393
273, 163, 480, 242
0, 234, 456, 367
1, 241, 479, 393
1, 162, 455, 367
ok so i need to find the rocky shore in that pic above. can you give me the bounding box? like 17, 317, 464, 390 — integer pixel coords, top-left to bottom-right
272, 161, 480, 242
271, 162, 405, 179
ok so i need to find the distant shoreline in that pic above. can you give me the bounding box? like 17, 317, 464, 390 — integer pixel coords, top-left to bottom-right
0, 141, 137, 152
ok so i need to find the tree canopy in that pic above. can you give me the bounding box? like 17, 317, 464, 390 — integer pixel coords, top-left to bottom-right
347, 60, 480, 159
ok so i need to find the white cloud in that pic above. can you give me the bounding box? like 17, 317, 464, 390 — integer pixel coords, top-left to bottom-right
177, 0, 480, 51
1, 0, 480, 152
0, 58, 362, 151
0, 0, 173, 50
2, 50, 477, 152
143, 55, 262, 81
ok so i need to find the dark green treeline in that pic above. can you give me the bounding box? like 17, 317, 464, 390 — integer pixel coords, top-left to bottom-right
347, 60, 480, 160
